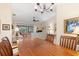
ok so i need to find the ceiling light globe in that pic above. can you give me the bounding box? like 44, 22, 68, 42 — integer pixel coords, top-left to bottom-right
37, 3, 40, 5
51, 3, 54, 5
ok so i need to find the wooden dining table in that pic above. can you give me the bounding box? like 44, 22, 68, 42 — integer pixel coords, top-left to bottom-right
18, 37, 79, 56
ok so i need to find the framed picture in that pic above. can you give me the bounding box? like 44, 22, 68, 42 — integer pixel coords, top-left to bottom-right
64, 17, 79, 34
2, 24, 10, 30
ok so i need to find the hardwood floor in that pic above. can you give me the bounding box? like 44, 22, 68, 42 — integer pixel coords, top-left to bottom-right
18, 35, 78, 56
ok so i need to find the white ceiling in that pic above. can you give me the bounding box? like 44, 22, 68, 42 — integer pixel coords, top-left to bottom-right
12, 3, 56, 25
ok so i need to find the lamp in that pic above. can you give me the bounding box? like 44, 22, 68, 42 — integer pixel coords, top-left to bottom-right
73, 26, 79, 52
15, 26, 19, 37
15, 27, 19, 32
73, 26, 79, 45
34, 3, 54, 13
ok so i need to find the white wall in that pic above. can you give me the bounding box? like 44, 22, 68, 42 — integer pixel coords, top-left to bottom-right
32, 14, 56, 39
44, 16, 56, 43
0, 4, 12, 44
56, 3, 79, 45
32, 22, 47, 40
45, 16, 56, 34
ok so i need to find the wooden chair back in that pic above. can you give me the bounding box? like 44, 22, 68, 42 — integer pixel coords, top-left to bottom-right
0, 40, 9, 56
0, 37, 13, 56
60, 35, 77, 50
46, 34, 55, 43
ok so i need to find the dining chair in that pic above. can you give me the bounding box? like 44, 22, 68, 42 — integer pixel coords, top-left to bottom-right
0, 37, 19, 56
46, 34, 55, 43
0, 40, 10, 56
60, 35, 77, 50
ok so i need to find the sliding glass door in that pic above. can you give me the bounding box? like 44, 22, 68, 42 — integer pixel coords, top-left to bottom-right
19, 26, 33, 33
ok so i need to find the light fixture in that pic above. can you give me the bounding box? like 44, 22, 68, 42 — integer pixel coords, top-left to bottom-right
33, 17, 39, 22
34, 3, 54, 13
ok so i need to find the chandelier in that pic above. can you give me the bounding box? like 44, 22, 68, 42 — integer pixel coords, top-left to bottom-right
34, 3, 54, 13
